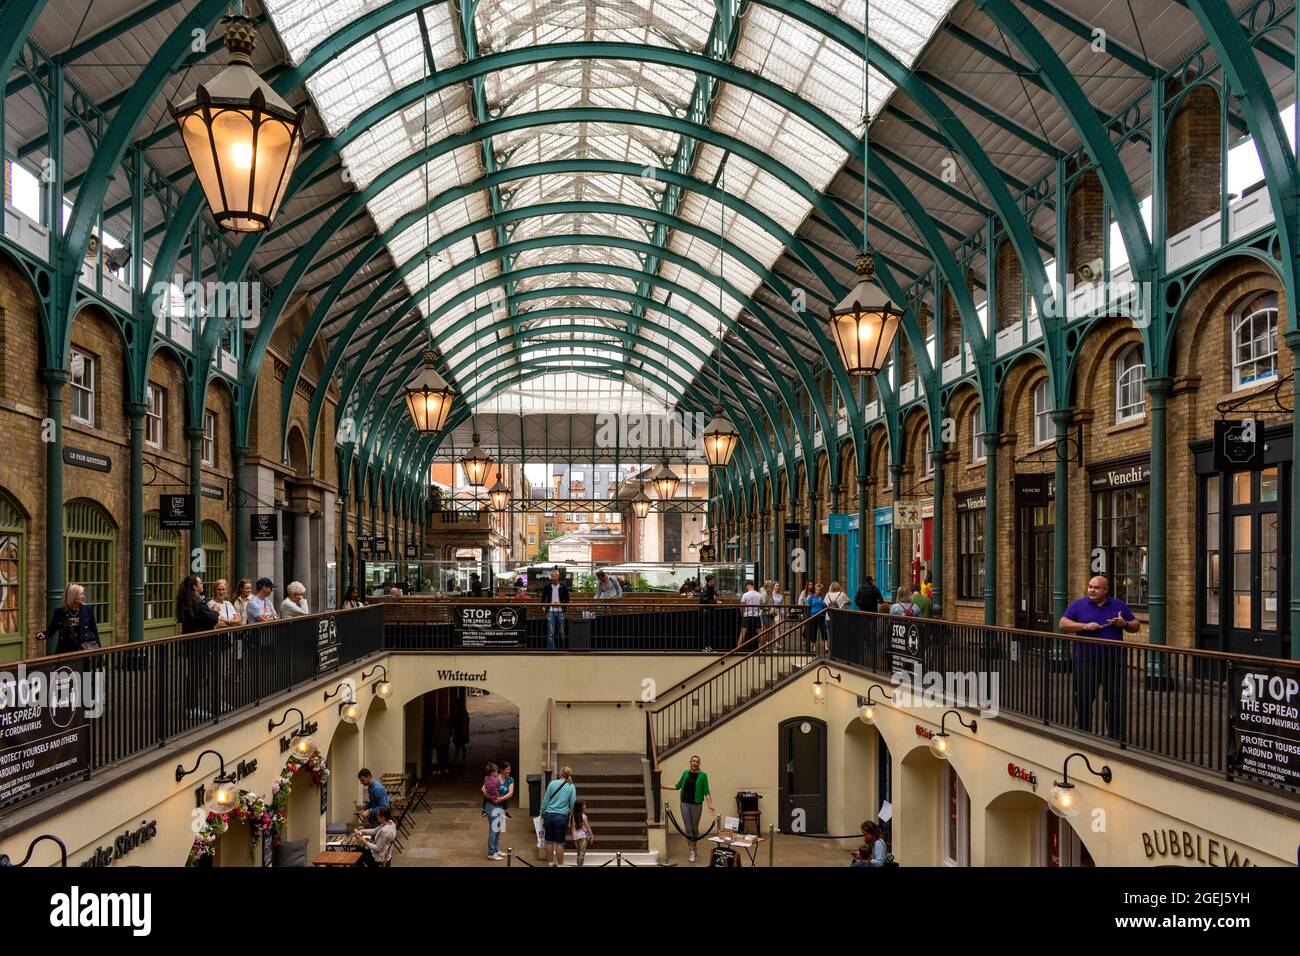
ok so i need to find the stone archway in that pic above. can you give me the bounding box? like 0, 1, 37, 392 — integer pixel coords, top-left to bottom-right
984, 789, 1097, 867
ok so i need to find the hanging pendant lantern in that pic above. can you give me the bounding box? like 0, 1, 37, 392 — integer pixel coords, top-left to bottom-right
460, 433, 493, 488
701, 404, 739, 468
488, 476, 511, 511
828, 253, 903, 376
631, 483, 652, 519
649, 460, 681, 500
169, 15, 305, 233
403, 349, 456, 434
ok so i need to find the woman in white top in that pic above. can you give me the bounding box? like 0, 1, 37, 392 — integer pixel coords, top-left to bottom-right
208, 579, 241, 627
279, 581, 310, 618
825, 581, 851, 610
771, 582, 785, 623
356, 806, 397, 866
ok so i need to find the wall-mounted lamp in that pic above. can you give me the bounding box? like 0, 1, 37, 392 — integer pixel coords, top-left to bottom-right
0, 834, 67, 867
1048, 752, 1112, 818
811, 665, 842, 701
325, 682, 361, 723
857, 684, 892, 725
362, 664, 393, 699
175, 749, 240, 813
929, 709, 977, 760
268, 706, 317, 759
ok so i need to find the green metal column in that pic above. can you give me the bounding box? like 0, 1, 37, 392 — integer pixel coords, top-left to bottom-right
982, 432, 998, 626
188, 426, 204, 576
772, 497, 783, 588
856, 473, 868, 589
1146, 377, 1171, 646
232, 445, 247, 582
1289, 333, 1300, 660
1052, 409, 1071, 626
42, 369, 68, 647
127, 403, 146, 643
339, 468, 350, 595
891, 462, 903, 599
931, 443, 944, 617
807, 490, 819, 585
829, 482, 841, 583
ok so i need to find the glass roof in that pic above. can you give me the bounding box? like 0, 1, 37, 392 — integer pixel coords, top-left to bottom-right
260, 0, 960, 413
475, 371, 673, 415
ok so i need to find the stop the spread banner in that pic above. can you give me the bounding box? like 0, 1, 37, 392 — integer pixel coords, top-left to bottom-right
1231, 667, 1300, 791
454, 606, 526, 649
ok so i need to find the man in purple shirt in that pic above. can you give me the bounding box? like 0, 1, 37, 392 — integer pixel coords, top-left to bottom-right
1059, 575, 1138, 741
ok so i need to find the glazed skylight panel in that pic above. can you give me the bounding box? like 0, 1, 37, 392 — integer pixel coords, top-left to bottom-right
515, 269, 641, 296
691, 146, 810, 234
512, 211, 652, 247
366, 147, 487, 234
709, 85, 845, 193
498, 124, 668, 173
805, 0, 960, 68
733, 6, 877, 133
512, 243, 644, 275
474, 0, 715, 54
486, 61, 696, 117
504, 170, 659, 214
262, 0, 378, 65
673, 189, 782, 286
338, 91, 474, 190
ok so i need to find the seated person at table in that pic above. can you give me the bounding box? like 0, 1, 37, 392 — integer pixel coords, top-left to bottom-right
356, 768, 388, 823
355, 806, 397, 867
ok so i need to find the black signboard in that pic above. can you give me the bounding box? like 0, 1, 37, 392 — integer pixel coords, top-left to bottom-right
709, 845, 739, 868
250, 513, 278, 541
0, 665, 93, 808
316, 617, 341, 674
783, 521, 804, 540
358, 536, 372, 556
404, 544, 417, 559
63, 446, 111, 472
956, 491, 987, 512
200, 482, 225, 501
888, 617, 923, 676
1230, 664, 1300, 791
159, 494, 196, 530
698, 544, 717, 562
1214, 419, 1264, 471
374, 538, 389, 556
262, 829, 274, 868
1014, 474, 1056, 504
455, 605, 526, 649
1088, 455, 1151, 491
321, 777, 329, 816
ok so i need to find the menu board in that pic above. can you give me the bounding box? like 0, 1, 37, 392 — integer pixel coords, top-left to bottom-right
0, 666, 93, 807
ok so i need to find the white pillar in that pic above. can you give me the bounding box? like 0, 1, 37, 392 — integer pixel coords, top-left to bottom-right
294, 511, 311, 599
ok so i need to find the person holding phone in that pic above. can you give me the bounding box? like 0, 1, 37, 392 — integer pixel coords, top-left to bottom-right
1059, 575, 1138, 740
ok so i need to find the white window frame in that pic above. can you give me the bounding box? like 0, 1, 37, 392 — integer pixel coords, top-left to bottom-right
923, 427, 934, 475
1032, 381, 1052, 447
202, 410, 217, 466
70, 348, 96, 427
145, 383, 165, 449
971, 409, 986, 463
941, 764, 970, 867
1114, 344, 1146, 423
1232, 294, 1279, 390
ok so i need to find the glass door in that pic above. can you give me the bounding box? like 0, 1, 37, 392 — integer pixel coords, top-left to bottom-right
1226, 467, 1284, 657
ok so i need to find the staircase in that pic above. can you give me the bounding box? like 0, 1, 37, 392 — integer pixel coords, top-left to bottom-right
648, 611, 820, 759
561, 753, 649, 853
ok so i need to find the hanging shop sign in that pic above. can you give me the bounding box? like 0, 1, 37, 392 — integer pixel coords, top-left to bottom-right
1214, 419, 1264, 472
893, 499, 923, 529
783, 521, 804, 540
698, 544, 717, 562
827, 513, 856, 535
250, 513, 278, 541
63, 446, 111, 472
316, 618, 341, 674
1014, 474, 1056, 504
1229, 665, 1300, 791
404, 544, 418, 559
0, 665, 93, 808
200, 482, 225, 500
956, 491, 987, 512
454, 606, 526, 649
159, 494, 196, 530
373, 538, 390, 556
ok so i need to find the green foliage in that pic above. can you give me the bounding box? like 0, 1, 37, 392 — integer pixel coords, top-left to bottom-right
629, 573, 653, 593
577, 573, 597, 592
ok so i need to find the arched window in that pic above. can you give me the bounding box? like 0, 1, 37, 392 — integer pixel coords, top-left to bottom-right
971, 407, 986, 463
202, 521, 227, 589
1032, 381, 1052, 446
1114, 343, 1146, 423
142, 512, 177, 634
0, 490, 26, 663
1232, 292, 1279, 390
65, 500, 115, 643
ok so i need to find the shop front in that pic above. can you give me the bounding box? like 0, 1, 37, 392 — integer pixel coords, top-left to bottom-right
1194, 423, 1291, 659
1088, 454, 1151, 613
1014, 474, 1055, 631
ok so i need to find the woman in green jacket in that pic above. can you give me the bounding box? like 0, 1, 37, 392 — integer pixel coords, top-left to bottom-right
672, 755, 715, 863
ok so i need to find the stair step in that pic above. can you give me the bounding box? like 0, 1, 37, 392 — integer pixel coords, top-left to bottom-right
584, 809, 646, 823
581, 822, 648, 835
571, 773, 642, 784
579, 782, 645, 795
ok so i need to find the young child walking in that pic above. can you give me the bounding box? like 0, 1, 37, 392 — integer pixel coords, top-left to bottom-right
571, 800, 595, 866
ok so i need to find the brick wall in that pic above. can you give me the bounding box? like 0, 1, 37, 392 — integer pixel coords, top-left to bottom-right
995, 239, 1022, 331
1166, 81, 1222, 236
1067, 169, 1104, 275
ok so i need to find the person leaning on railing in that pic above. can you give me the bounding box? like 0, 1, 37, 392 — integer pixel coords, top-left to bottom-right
698, 573, 718, 653
37, 583, 101, 655
1059, 574, 1138, 741
280, 581, 310, 618
177, 575, 220, 721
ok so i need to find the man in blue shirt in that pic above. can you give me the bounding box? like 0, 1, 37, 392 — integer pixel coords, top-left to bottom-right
1059, 575, 1138, 741
356, 768, 388, 824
